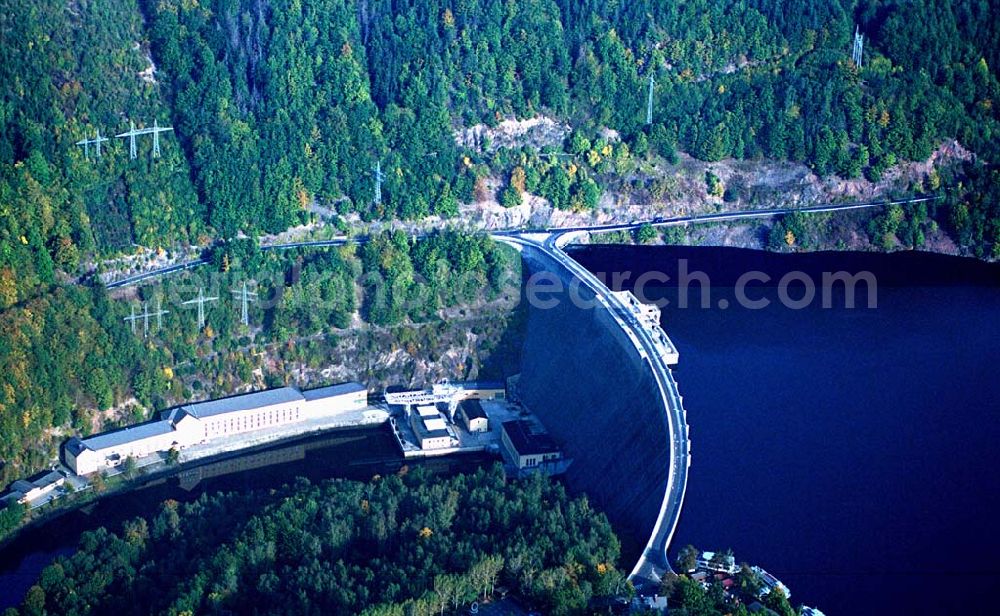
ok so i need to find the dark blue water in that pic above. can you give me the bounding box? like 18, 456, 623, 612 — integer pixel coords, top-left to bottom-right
4, 246, 999, 615
571, 245, 1000, 615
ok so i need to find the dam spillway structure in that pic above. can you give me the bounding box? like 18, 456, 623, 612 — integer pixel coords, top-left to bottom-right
494, 233, 691, 593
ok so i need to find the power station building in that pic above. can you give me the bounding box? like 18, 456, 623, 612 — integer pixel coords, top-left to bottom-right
500, 420, 563, 471
458, 400, 489, 433
409, 405, 455, 450
64, 383, 367, 475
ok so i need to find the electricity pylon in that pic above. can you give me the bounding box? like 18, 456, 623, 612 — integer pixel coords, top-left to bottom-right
182, 287, 219, 329
647, 73, 656, 125
230, 281, 258, 327
123, 300, 169, 337
852, 26, 864, 68
116, 119, 175, 160
75, 130, 109, 160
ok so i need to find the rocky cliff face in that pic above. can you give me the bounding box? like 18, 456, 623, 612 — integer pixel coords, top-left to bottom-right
515, 254, 670, 559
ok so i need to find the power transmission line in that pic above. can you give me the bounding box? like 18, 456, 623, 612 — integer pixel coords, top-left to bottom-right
230, 281, 258, 327
373, 160, 384, 206
647, 73, 656, 125
123, 300, 169, 337
150, 119, 173, 158
115, 119, 175, 161
182, 287, 219, 329
75, 130, 109, 160
852, 26, 864, 68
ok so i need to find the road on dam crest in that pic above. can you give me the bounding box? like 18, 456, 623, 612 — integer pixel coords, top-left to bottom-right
497, 232, 691, 592
95, 196, 936, 594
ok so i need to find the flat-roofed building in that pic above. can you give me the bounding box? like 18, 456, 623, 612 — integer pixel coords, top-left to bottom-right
500, 420, 563, 469
416, 405, 439, 418
458, 381, 505, 400
697, 550, 738, 575
409, 407, 454, 450
751, 565, 790, 599
458, 400, 489, 433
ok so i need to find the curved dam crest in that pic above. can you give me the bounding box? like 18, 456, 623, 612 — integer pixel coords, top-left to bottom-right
514, 249, 673, 564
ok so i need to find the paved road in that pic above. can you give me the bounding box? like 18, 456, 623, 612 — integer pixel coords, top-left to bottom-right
491, 195, 939, 236
496, 232, 690, 594
102, 195, 937, 290
104, 239, 353, 289
105, 258, 208, 289
95, 195, 935, 591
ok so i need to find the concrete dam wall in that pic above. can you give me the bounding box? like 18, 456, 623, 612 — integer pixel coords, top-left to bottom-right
516, 252, 671, 559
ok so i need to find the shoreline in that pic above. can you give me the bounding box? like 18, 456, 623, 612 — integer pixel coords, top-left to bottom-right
0, 420, 391, 556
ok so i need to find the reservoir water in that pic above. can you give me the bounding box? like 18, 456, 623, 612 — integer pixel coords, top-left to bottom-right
569, 245, 1000, 615
0, 426, 490, 609
3, 245, 998, 615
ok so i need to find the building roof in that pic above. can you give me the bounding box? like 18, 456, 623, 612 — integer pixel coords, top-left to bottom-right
501, 420, 560, 456
24, 470, 64, 488
413, 414, 451, 439
460, 399, 488, 420
65, 437, 88, 456
75, 419, 176, 452
416, 405, 439, 417
459, 381, 505, 391
161, 407, 191, 424
423, 417, 448, 432
182, 387, 304, 419
302, 382, 366, 401
11, 480, 34, 494
0, 492, 21, 505
751, 566, 790, 598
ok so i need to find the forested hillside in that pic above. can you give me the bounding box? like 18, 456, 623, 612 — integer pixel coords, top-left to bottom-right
14, 466, 630, 615
3, 0, 1000, 481
4, 0, 1000, 296
1, 0, 203, 305
0, 231, 518, 485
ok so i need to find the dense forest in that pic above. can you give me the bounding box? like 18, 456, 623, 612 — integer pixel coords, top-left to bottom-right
3, 0, 1000, 305
3, 0, 1000, 498
0, 231, 518, 485
10, 465, 631, 616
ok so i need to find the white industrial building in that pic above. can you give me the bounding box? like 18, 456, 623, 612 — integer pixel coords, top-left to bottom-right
408, 405, 455, 450
696, 550, 739, 575
65, 417, 194, 476
64, 382, 368, 475
456, 381, 506, 401
458, 400, 489, 433
752, 565, 791, 599
385, 380, 505, 422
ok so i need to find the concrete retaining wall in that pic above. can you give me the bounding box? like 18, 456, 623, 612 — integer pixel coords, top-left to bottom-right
516, 253, 670, 558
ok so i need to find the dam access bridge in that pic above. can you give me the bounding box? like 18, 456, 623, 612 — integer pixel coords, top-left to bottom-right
96, 198, 936, 592
493, 231, 691, 593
